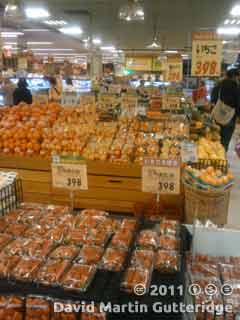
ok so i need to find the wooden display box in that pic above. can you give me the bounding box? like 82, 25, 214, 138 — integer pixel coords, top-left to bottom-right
0, 156, 184, 219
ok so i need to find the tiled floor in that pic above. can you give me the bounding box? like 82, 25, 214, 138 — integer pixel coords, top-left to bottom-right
227, 127, 240, 226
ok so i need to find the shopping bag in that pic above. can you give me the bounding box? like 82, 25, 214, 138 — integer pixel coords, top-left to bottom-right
212, 97, 235, 126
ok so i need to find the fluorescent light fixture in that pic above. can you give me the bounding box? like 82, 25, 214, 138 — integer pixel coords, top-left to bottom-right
237, 20, 240, 24
93, 38, 102, 45
30, 48, 74, 51
231, 19, 236, 24
231, 5, 240, 16
82, 38, 89, 43
27, 42, 53, 45
44, 20, 67, 26
224, 19, 230, 25
25, 7, 50, 19
222, 40, 229, 44
217, 27, 240, 35
34, 53, 77, 56
1, 32, 23, 35
23, 29, 49, 32
147, 41, 161, 48
59, 26, 82, 35
4, 42, 17, 45
1, 34, 18, 38
165, 50, 178, 54
100, 46, 116, 51
126, 16, 131, 21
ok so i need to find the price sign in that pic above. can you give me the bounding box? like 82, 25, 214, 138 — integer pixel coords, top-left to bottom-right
142, 158, 181, 194
181, 141, 198, 163
191, 32, 222, 77
52, 157, 88, 190
166, 55, 183, 82
99, 94, 119, 107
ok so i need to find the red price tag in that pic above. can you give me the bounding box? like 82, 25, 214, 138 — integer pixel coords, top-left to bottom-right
195, 61, 217, 76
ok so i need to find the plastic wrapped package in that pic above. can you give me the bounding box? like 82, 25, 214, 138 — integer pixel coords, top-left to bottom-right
11, 257, 43, 281
65, 228, 89, 246
46, 205, 69, 216
159, 219, 179, 236
155, 250, 180, 273
0, 295, 24, 320
75, 246, 104, 265
231, 281, 240, 295
0, 218, 8, 233
25, 296, 51, 320
4, 223, 28, 238
110, 229, 133, 250
100, 248, 127, 272
0, 234, 12, 250
45, 227, 68, 243
57, 215, 77, 229
136, 230, 158, 250
121, 267, 151, 294
220, 264, 240, 282
81, 306, 106, 320
52, 301, 77, 320
78, 215, 107, 229
0, 254, 21, 278
4, 238, 32, 256
50, 245, 79, 260
100, 218, 121, 234
4, 210, 23, 224
24, 224, 51, 239
230, 256, 240, 265
60, 264, 97, 292
120, 219, 138, 232
191, 263, 219, 278
23, 239, 54, 259
81, 209, 108, 217
36, 259, 70, 286
18, 209, 43, 225
85, 228, 110, 247
20, 203, 46, 211
159, 235, 180, 251
130, 249, 155, 270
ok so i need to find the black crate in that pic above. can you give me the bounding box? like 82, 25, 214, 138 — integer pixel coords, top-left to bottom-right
0, 178, 23, 216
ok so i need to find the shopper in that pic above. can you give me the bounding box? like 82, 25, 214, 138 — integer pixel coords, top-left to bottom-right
49, 77, 62, 102
13, 78, 32, 105
0, 78, 15, 106
211, 68, 240, 151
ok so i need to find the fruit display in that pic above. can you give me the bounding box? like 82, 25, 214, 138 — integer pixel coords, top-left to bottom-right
197, 137, 226, 160
184, 166, 234, 190
0, 103, 190, 163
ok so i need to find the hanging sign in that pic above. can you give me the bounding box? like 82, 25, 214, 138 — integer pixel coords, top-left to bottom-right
181, 141, 198, 163
166, 55, 183, 82
52, 156, 88, 190
126, 57, 152, 71
191, 32, 223, 77
18, 57, 28, 70
142, 158, 181, 194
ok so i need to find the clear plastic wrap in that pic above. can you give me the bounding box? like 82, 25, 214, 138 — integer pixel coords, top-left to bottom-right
45, 227, 68, 243
0, 295, 24, 320
85, 228, 110, 247
136, 230, 158, 250
159, 235, 180, 251
57, 214, 77, 229
81, 209, 108, 217
52, 300, 77, 320
36, 259, 70, 286
224, 295, 240, 320
24, 224, 51, 239
110, 229, 133, 250
191, 263, 219, 278
159, 219, 179, 236
4, 210, 23, 224
100, 248, 127, 272
18, 209, 43, 225
4, 238, 32, 256
60, 264, 97, 292
130, 249, 155, 270
25, 296, 51, 320
65, 228, 89, 246
155, 250, 180, 273
100, 218, 121, 234
49, 245, 79, 261
0, 218, 8, 233
23, 239, 54, 259
81, 306, 106, 320
4, 223, 28, 238
75, 246, 104, 265
0, 254, 21, 278
77, 215, 107, 229
121, 267, 151, 295
220, 264, 240, 282
0, 234, 12, 250
120, 219, 138, 232
11, 257, 43, 281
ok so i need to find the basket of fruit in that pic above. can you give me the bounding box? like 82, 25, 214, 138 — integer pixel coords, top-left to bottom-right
183, 165, 234, 225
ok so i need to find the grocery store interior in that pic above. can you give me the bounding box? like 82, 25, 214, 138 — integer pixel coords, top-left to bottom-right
0, 0, 240, 319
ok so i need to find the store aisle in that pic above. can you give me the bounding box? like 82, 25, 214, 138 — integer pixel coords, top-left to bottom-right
227, 127, 240, 226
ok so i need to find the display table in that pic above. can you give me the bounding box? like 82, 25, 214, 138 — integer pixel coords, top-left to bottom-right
0, 156, 184, 219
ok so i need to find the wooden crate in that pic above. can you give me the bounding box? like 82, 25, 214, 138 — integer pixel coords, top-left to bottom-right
0, 156, 184, 218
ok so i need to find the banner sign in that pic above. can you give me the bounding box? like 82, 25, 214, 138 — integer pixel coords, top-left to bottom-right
191, 32, 223, 77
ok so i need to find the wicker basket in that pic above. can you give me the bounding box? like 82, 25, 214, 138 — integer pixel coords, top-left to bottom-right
184, 184, 231, 226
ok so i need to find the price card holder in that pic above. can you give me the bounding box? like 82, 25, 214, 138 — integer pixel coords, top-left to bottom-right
142, 158, 181, 213
181, 141, 198, 163
52, 156, 88, 212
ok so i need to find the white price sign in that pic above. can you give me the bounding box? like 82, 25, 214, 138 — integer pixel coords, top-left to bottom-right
52, 157, 88, 190
181, 141, 198, 163
142, 158, 181, 194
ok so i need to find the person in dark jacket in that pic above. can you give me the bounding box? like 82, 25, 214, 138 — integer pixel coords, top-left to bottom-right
13, 78, 32, 105
211, 68, 240, 151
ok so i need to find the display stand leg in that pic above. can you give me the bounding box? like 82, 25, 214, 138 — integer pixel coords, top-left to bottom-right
156, 192, 160, 215
70, 191, 75, 214
191, 207, 198, 266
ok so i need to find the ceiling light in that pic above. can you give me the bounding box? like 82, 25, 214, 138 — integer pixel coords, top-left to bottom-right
23, 29, 49, 32
1, 32, 23, 35
119, 0, 145, 21
165, 50, 178, 54
44, 20, 67, 26
27, 42, 53, 45
237, 20, 240, 24
25, 7, 50, 19
224, 19, 230, 25
231, 19, 236, 24
59, 26, 82, 35
100, 46, 116, 51
31, 48, 74, 51
4, 0, 23, 20
93, 38, 102, 45
230, 5, 240, 16
147, 40, 161, 49
217, 27, 240, 35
